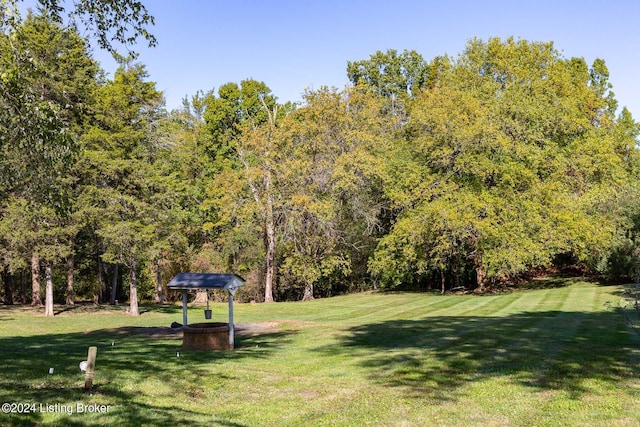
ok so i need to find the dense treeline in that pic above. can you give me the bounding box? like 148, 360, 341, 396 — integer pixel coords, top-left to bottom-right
1, 10, 639, 312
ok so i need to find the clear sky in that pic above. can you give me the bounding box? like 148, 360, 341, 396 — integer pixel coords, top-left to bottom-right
93, 0, 640, 117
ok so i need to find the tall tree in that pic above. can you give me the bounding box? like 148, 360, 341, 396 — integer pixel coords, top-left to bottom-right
0, 11, 99, 313
78, 61, 164, 315
202, 80, 283, 302
0, 0, 156, 309
276, 86, 393, 300
371, 37, 637, 291
207, 83, 394, 301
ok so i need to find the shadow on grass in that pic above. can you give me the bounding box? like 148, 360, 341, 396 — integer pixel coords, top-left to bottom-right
0, 326, 294, 426
516, 277, 578, 290
0, 303, 185, 317
138, 304, 184, 315
325, 309, 640, 402
51, 303, 184, 316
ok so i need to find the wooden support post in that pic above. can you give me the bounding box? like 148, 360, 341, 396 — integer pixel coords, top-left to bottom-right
182, 290, 188, 327
228, 293, 234, 350
84, 346, 97, 391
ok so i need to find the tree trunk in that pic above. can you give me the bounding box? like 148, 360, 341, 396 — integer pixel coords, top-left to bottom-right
301, 282, 314, 301
66, 252, 75, 305
31, 252, 42, 306
474, 255, 487, 293
96, 255, 104, 304
264, 172, 276, 303
19, 271, 28, 304
129, 255, 139, 316
440, 269, 446, 295
110, 263, 118, 304
44, 264, 54, 317
194, 290, 208, 304
454, 257, 461, 290
2, 266, 13, 305
155, 259, 163, 304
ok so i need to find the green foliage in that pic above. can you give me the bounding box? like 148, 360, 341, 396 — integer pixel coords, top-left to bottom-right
79, 62, 164, 252
3, 30, 640, 302
371, 37, 639, 290
36, 0, 156, 53
0, 10, 98, 208
0, 10, 99, 302
75, 61, 178, 309
347, 48, 430, 99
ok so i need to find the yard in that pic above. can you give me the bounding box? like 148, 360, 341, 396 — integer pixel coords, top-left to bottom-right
0, 278, 639, 426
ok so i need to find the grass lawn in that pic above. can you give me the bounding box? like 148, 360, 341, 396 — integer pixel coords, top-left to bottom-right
1, 278, 639, 426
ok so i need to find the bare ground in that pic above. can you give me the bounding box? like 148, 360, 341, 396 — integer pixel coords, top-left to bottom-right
101, 322, 281, 339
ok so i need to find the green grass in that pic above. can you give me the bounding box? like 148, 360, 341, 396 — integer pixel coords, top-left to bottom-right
1, 278, 640, 426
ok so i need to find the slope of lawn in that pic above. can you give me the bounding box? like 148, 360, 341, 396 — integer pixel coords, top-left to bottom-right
0, 278, 639, 426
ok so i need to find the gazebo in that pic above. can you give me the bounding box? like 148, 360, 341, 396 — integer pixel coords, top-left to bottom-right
167, 273, 244, 350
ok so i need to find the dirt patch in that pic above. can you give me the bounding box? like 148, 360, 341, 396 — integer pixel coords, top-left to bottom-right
236, 321, 280, 335
101, 322, 281, 339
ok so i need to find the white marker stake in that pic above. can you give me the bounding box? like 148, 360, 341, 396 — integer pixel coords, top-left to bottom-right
49, 368, 54, 374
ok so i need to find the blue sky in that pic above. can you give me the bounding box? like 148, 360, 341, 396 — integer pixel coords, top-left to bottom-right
91, 0, 639, 117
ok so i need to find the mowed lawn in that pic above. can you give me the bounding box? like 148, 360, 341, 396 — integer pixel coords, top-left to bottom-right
1, 279, 639, 426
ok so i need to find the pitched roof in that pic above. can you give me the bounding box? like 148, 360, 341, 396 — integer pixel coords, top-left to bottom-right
167, 273, 244, 295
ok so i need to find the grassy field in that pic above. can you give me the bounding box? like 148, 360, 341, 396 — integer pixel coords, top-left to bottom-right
1, 278, 639, 426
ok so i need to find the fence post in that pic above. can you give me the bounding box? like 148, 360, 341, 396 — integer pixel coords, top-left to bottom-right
84, 346, 97, 391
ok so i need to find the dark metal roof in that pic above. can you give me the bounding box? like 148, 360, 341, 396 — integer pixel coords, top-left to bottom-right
167, 273, 244, 294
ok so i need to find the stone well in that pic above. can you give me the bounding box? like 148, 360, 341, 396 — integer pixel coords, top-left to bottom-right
182, 322, 231, 351
167, 273, 245, 351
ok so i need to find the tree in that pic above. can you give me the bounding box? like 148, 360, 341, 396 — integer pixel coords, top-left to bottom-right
226, 99, 281, 303
347, 49, 431, 129
0, 1, 164, 309
0, 11, 99, 313
276, 86, 394, 300
0, 198, 70, 313
347, 49, 430, 99
78, 61, 164, 315
371, 37, 637, 291
201, 80, 283, 302
206, 82, 396, 301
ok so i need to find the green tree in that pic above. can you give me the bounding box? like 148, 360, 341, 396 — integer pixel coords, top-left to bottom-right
347, 49, 431, 130
371, 37, 637, 291
201, 80, 283, 302
78, 61, 164, 315
207, 83, 395, 301
276, 86, 393, 299
0, 11, 99, 313
347, 49, 430, 99
0, 0, 156, 309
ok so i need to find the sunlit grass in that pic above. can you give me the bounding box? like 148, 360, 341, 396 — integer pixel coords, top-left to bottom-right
0, 278, 639, 426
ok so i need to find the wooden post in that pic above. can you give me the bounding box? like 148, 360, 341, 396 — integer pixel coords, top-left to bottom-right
182, 290, 188, 327
84, 346, 97, 391
228, 293, 234, 350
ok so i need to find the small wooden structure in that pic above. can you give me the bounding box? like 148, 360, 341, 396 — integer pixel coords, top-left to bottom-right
167, 273, 244, 350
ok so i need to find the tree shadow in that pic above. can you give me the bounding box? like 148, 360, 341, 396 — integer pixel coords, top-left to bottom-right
516, 277, 577, 290
138, 304, 183, 315
51, 303, 183, 316
0, 326, 295, 426
323, 309, 640, 402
